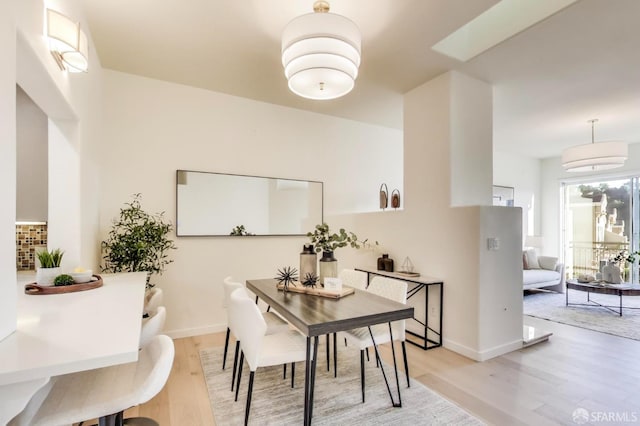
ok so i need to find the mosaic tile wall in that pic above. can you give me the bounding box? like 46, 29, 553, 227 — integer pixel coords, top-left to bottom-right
16, 223, 47, 270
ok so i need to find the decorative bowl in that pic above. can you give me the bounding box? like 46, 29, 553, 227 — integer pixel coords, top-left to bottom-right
70, 270, 93, 283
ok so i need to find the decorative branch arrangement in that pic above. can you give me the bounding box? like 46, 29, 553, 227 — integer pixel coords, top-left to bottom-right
275, 266, 299, 292
301, 272, 318, 288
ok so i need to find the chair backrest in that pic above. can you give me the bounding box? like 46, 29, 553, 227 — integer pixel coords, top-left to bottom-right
338, 269, 368, 290
223, 276, 244, 307
230, 288, 267, 371
134, 334, 175, 404
145, 288, 163, 315
367, 276, 407, 340
223, 277, 245, 332
140, 306, 166, 348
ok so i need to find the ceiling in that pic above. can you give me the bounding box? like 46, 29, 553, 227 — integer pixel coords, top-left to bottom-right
83, 0, 640, 159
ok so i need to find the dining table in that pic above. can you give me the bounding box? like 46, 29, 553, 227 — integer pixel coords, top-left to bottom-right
246, 278, 414, 426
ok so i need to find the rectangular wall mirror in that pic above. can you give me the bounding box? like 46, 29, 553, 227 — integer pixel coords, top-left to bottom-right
176, 170, 323, 236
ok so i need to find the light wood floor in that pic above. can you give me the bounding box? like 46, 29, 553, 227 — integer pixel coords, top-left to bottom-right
121, 317, 640, 425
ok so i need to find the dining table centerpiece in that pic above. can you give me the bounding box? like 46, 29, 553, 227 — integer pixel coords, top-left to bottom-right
306, 223, 362, 285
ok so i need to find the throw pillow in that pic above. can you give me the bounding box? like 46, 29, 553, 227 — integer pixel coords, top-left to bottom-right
524, 248, 540, 269
538, 256, 558, 271
522, 252, 529, 270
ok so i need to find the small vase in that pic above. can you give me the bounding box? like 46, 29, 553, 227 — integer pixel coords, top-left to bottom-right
603, 262, 622, 284
377, 254, 388, 271
319, 251, 337, 286
383, 256, 394, 272
300, 244, 317, 283
36, 266, 62, 286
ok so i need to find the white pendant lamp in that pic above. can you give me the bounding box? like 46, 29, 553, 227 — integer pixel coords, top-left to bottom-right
46, 9, 89, 73
562, 119, 627, 172
281, 1, 361, 100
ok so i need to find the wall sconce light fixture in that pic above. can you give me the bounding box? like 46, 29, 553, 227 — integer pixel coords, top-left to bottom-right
46, 9, 89, 73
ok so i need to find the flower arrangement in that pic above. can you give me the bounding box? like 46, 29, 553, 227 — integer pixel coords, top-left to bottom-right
306, 223, 361, 253
612, 250, 640, 265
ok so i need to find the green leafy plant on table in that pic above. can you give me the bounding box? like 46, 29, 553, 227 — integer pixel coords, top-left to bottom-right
54, 274, 74, 286
37, 248, 64, 268
306, 223, 374, 253
101, 194, 177, 289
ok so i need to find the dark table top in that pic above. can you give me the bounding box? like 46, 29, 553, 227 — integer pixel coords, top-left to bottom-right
246, 279, 414, 337
567, 279, 640, 295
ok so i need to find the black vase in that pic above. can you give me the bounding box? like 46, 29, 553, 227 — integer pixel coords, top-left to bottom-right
377, 254, 389, 271
378, 254, 394, 272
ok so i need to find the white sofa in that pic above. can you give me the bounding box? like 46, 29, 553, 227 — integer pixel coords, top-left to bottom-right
523, 253, 565, 293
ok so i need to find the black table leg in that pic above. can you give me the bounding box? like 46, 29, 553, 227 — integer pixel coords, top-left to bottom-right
304, 337, 311, 426
309, 336, 320, 423
367, 324, 402, 407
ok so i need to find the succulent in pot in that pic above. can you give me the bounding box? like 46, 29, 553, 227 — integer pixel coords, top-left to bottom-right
36, 248, 64, 286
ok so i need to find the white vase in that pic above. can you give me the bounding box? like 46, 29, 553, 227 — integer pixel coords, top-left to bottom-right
602, 263, 622, 284
36, 267, 62, 286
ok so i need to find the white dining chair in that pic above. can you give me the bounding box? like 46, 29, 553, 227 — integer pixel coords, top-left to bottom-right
342, 276, 409, 403
10, 334, 175, 426
338, 269, 368, 290
144, 287, 163, 317
140, 305, 166, 348
230, 288, 309, 425
223, 277, 289, 392
328, 269, 370, 374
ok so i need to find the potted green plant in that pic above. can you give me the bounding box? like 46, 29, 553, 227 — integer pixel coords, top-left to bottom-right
307, 223, 362, 285
36, 248, 64, 286
101, 194, 177, 288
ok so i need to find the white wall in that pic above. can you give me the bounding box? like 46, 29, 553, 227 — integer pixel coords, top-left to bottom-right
450, 72, 493, 207
494, 150, 541, 242
332, 72, 523, 361
98, 70, 403, 337
0, 0, 103, 341
16, 86, 47, 221
0, 1, 17, 341
478, 206, 523, 358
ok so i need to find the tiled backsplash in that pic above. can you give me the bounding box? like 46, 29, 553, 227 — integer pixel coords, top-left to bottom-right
16, 223, 47, 270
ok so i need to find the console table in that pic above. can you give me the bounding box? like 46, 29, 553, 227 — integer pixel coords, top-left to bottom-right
356, 268, 443, 350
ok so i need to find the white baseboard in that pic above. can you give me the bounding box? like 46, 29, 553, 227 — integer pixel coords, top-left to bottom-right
165, 323, 227, 339
444, 338, 523, 361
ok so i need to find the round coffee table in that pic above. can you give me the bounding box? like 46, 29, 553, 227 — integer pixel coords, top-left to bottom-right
566, 280, 640, 316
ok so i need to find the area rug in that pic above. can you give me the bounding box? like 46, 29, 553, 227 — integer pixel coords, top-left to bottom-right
199, 344, 483, 426
524, 290, 640, 340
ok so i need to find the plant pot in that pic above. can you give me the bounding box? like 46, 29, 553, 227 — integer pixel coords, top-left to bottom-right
36, 267, 62, 286
319, 251, 337, 286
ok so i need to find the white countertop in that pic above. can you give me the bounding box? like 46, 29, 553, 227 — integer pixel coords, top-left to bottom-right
0, 272, 147, 386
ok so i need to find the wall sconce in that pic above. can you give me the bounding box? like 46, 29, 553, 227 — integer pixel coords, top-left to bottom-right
46, 9, 89, 73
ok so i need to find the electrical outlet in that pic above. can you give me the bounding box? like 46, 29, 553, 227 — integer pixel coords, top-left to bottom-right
487, 237, 500, 250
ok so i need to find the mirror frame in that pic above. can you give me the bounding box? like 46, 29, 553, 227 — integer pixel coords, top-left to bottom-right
175, 170, 324, 237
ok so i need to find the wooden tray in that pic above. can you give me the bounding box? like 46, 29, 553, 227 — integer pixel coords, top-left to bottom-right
25, 275, 103, 295
396, 271, 421, 277
276, 282, 355, 299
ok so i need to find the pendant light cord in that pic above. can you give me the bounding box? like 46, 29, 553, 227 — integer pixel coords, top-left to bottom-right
589, 118, 598, 144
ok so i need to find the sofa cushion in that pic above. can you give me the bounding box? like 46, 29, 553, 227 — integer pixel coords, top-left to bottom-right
538, 256, 558, 271
523, 269, 560, 286
524, 248, 540, 269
